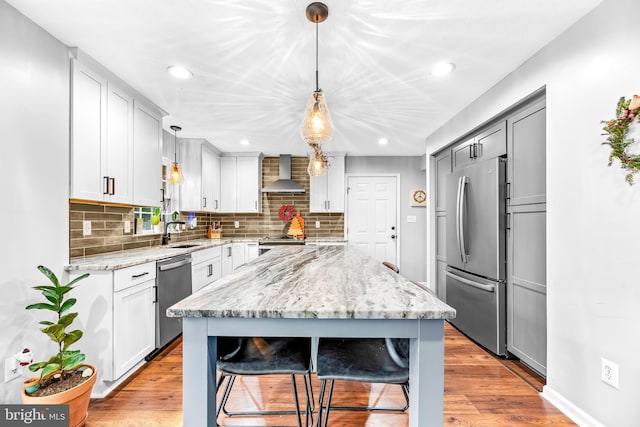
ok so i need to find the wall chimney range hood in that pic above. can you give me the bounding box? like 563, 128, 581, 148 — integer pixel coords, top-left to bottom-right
261, 154, 305, 193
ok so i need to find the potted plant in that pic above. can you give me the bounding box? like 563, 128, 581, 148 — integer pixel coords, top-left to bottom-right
21, 265, 97, 427
151, 207, 162, 233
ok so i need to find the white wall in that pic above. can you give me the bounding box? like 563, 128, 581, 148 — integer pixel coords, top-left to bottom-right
425, 0, 639, 425
346, 156, 427, 282
0, 0, 70, 403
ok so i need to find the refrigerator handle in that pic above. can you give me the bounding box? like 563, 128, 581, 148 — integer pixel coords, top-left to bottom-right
459, 176, 470, 263
455, 176, 464, 263
445, 270, 495, 293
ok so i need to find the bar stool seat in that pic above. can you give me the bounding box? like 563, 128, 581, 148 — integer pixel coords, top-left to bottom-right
315, 337, 409, 427
215, 337, 314, 427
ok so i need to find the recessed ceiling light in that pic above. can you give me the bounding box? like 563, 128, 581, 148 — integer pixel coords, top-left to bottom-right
240, 139, 250, 146
378, 138, 389, 145
167, 65, 193, 79
431, 62, 456, 76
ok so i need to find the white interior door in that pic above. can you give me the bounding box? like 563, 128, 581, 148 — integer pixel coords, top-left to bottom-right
346, 176, 398, 265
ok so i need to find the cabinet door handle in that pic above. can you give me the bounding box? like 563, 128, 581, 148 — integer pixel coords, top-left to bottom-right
109, 177, 115, 195
132, 272, 150, 279
215, 200, 219, 210
203, 197, 207, 208
161, 188, 165, 203
506, 212, 511, 230
327, 200, 330, 210
103, 176, 109, 195
255, 200, 258, 210
469, 144, 473, 159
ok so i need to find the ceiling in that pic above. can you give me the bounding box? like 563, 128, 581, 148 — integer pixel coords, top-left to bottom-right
8, 0, 601, 156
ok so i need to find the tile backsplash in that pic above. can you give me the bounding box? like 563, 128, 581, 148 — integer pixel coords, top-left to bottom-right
70, 156, 344, 258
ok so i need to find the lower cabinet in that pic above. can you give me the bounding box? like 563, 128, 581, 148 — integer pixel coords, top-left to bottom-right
221, 244, 234, 276
68, 261, 156, 396
245, 242, 259, 263
191, 246, 222, 293
113, 279, 155, 379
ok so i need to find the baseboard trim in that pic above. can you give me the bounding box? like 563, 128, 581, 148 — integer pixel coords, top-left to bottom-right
541, 385, 605, 427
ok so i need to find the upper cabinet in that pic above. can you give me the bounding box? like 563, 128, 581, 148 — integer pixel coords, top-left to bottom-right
133, 101, 163, 207
506, 98, 546, 206
452, 121, 506, 171
201, 145, 221, 212
70, 55, 165, 206
220, 153, 263, 213
310, 153, 345, 213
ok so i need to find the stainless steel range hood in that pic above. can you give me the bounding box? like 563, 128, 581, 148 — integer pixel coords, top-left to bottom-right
261, 154, 305, 193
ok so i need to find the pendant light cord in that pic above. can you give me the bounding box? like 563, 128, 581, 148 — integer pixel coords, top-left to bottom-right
315, 19, 319, 92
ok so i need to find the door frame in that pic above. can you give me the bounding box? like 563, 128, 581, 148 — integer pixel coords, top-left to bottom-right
345, 173, 401, 268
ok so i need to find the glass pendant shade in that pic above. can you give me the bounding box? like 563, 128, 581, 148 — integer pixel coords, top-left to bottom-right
300, 90, 334, 144
169, 162, 184, 184
308, 145, 328, 176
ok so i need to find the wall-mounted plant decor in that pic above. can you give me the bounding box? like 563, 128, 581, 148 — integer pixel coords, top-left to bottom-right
602, 94, 640, 184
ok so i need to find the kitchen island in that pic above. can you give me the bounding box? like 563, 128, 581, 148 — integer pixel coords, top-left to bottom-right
168, 245, 455, 427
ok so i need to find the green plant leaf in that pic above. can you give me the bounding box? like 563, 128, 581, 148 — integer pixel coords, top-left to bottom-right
42, 324, 65, 343
40, 364, 60, 379
26, 302, 57, 311
37, 265, 60, 287
61, 350, 85, 370
62, 330, 83, 350
67, 273, 90, 287
58, 312, 78, 328
38, 321, 54, 326
60, 298, 77, 314
28, 361, 48, 372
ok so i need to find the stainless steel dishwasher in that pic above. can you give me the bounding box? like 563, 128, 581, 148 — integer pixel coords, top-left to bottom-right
146, 254, 192, 360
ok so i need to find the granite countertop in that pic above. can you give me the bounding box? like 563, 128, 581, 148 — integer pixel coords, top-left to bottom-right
167, 245, 456, 320
65, 238, 234, 271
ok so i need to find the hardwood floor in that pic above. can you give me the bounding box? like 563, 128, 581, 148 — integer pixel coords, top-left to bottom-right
86, 323, 575, 426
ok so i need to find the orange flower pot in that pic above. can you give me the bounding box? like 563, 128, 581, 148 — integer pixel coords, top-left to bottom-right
21, 364, 97, 427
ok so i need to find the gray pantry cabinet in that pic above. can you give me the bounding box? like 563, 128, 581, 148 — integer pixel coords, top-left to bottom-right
432, 93, 547, 375
506, 97, 547, 376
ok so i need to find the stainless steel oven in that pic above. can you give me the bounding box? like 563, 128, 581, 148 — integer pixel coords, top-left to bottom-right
258, 237, 305, 255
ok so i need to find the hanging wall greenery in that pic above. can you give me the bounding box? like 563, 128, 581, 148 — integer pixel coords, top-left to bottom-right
602, 94, 640, 184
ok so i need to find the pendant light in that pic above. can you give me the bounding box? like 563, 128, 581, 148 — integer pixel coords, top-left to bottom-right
300, 2, 334, 145
169, 125, 184, 184
308, 143, 328, 176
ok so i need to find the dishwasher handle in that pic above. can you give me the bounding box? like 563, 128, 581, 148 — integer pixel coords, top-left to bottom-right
158, 258, 191, 271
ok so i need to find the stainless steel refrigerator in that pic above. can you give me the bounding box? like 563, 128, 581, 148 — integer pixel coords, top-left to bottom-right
445, 156, 506, 355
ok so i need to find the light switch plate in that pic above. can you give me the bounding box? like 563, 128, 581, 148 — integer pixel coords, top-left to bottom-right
407, 215, 417, 223
82, 221, 91, 236
315, 221, 320, 228
234, 221, 239, 228
123, 221, 131, 234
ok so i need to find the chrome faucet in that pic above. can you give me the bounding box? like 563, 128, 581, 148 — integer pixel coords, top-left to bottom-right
162, 221, 185, 245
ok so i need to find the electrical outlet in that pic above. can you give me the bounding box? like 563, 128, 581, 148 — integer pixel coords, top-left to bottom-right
82, 220, 91, 236
234, 221, 239, 228
123, 220, 131, 234
601, 357, 619, 389
315, 221, 320, 228
4, 358, 20, 383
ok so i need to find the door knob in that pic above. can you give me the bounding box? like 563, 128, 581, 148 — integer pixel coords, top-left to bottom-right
390, 235, 396, 239
391, 226, 396, 230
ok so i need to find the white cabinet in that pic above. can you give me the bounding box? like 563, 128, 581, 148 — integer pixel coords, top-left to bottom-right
245, 242, 259, 263
310, 153, 345, 212
220, 154, 263, 213
191, 246, 222, 293
221, 244, 234, 276
201, 146, 221, 212
178, 138, 203, 212
69, 261, 156, 393
133, 101, 163, 207
70, 58, 164, 206
232, 242, 246, 271
71, 61, 134, 203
